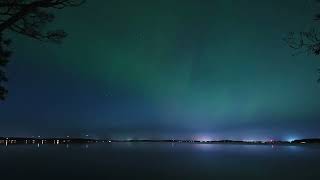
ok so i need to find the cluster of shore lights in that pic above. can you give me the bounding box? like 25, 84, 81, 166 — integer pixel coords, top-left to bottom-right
0, 137, 310, 146
0, 138, 16, 146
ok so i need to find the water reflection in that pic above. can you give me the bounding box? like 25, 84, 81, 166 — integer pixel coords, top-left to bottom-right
193, 144, 218, 151
0, 143, 320, 179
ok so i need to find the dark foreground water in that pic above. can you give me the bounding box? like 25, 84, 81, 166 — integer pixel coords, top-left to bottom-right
1, 143, 320, 180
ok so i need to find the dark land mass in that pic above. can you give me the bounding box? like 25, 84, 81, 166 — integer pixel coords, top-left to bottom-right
291, 139, 320, 144
1, 137, 320, 145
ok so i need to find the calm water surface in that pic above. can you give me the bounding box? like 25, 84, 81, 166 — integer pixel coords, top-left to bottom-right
0, 143, 319, 179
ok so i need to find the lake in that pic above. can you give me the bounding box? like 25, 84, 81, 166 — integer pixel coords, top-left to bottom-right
0, 143, 319, 179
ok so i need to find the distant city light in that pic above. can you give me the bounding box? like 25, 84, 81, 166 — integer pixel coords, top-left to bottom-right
197, 136, 213, 142
286, 136, 298, 143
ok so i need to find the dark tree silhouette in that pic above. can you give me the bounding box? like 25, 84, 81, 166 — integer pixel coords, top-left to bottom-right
285, 28, 320, 82
284, 0, 320, 55
0, 34, 11, 100
284, 28, 320, 56
284, 0, 320, 81
0, 0, 84, 100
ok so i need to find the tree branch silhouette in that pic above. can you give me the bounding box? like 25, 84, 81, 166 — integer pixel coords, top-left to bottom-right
284, 0, 320, 82
0, 0, 85, 100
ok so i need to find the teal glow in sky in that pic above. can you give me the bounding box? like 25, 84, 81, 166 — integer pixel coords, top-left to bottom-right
1, 0, 320, 140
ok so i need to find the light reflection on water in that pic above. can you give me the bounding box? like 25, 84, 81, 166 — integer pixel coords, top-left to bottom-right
0, 143, 319, 180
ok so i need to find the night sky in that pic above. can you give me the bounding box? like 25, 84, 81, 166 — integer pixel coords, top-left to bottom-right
1, 0, 320, 140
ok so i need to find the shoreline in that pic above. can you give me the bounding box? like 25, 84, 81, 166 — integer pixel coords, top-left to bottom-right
1, 137, 320, 146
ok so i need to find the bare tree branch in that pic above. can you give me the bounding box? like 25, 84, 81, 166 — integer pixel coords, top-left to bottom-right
0, 0, 85, 100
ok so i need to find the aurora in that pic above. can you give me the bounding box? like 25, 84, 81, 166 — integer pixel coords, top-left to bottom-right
0, 0, 319, 140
